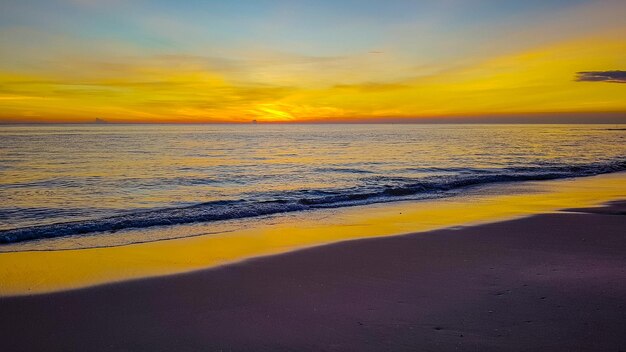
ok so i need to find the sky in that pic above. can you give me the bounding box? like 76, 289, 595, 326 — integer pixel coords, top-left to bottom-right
0, 0, 624, 123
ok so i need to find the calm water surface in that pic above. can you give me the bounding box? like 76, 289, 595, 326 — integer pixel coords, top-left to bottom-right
0, 124, 624, 242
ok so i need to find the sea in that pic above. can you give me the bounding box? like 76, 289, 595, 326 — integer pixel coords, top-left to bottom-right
1, 124, 624, 244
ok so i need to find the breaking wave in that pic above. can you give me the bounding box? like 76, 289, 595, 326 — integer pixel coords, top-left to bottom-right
1, 159, 624, 243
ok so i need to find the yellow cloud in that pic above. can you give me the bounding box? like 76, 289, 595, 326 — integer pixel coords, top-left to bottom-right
267, 29, 626, 121
0, 29, 624, 123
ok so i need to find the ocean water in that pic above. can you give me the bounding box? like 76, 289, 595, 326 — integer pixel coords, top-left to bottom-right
0, 124, 624, 243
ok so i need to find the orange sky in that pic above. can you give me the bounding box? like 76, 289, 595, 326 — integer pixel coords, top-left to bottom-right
0, 0, 625, 123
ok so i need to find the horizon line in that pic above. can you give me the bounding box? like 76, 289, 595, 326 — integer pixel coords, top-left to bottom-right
2, 111, 626, 125
2, 121, 626, 126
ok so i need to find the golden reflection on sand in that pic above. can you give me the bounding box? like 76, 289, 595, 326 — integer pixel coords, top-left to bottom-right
0, 172, 624, 296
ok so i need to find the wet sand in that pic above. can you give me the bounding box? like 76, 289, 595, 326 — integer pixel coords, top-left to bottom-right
2, 172, 626, 297
1, 201, 625, 351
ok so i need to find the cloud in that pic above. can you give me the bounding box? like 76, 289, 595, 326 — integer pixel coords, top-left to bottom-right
575, 70, 626, 83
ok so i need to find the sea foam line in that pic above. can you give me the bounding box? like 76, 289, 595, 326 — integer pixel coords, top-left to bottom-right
1, 159, 624, 244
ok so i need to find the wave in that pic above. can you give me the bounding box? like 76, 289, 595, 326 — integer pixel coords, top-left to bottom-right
1, 159, 624, 244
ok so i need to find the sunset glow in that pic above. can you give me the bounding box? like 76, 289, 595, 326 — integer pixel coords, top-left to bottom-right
1, 0, 625, 123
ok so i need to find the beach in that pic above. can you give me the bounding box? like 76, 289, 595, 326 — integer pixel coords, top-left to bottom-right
1, 200, 625, 351
1, 172, 625, 296
2, 1, 626, 349
1, 125, 625, 351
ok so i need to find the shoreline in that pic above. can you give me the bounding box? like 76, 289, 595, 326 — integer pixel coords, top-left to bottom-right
1, 200, 625, 351
0, 172, 625, 296
3, 159, 625, 245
